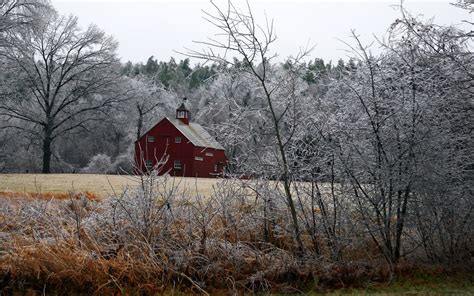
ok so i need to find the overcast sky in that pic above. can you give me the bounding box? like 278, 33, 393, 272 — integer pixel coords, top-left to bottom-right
52, 0, 471, 64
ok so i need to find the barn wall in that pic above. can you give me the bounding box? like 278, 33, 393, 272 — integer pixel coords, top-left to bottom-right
135, 118, 228, 178
192, 147, 227, 177
135, 119, 194, 176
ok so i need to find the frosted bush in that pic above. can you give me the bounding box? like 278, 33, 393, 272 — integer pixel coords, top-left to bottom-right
81, 153, 116, 174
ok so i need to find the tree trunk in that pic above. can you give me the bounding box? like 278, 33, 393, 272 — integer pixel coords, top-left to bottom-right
136, 106, 143, 141
42, 126, 53, 173
115, 132, 121, 157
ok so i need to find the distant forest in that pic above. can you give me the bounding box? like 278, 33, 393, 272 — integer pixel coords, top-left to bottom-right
0, 0, 359, 175
4, 50, 352, 173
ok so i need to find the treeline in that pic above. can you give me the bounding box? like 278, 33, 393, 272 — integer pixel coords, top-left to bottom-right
121, 57, 218, 90
120, 55, 353, 91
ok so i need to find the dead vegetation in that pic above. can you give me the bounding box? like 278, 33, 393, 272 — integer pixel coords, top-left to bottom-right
0, 191, 99, 201
0, 174, 472, 294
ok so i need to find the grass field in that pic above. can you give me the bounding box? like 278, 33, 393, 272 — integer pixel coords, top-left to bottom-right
0, 173, 222, 197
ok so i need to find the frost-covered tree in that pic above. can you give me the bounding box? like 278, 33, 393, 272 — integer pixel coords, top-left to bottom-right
125, 76, 177, 141
318, 11, 473, 264
0, 12, 124, 173
187, 0, 316, 255
0, 0, 48, 36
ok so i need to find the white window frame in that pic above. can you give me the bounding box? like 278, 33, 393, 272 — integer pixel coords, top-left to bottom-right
175, 136, 181, 144
147, 136, 155, 143
174, 160, 182, 170
145, 159, 153, 168
205, 152, 214, 157
195, 156, 203, 161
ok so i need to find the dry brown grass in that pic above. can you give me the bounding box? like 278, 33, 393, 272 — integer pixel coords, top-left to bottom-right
0, 176, 327, 294
0, 173, 223, 197
3, 240, 168, 294
0, 191, 99, 201
0, 174, 471, 294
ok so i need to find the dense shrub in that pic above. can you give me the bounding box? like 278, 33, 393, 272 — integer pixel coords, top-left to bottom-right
81, 154, 116, 174
0, 174, 472, 294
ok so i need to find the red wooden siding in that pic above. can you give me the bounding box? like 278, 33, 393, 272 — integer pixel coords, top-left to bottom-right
192, 147, 228, 177
134, 118, 227, 177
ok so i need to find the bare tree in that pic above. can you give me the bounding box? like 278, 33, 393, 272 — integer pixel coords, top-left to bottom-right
186, 0, 313, 254
385, 9, 474, 264
452, 0, 474, 14
0, 0, 48, 35
194, 70, 274, 175
319, 10, 473, 265
0, 12, 124, 173
126, 76, 177, 141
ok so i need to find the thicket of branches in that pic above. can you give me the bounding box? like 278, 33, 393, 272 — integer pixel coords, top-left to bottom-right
0, 171, 471, 293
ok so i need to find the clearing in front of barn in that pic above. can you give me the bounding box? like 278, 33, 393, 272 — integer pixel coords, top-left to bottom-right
0, 173, 222, 198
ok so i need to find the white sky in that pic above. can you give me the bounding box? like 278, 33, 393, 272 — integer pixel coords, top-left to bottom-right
52, 0, 472, 64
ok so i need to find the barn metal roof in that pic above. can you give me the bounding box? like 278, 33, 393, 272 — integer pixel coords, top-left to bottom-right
167, 118, 225, 150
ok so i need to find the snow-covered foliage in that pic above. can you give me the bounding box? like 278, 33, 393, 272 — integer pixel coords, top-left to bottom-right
81, 154, 116, 174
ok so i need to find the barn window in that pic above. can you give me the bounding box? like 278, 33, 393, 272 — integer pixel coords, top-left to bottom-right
174, 160, 182, 170
205, 152, 213, 157
175, 137, 181, 144
145, 160, 153, 168
148, 136, 155, 143
195, 156, 203, 161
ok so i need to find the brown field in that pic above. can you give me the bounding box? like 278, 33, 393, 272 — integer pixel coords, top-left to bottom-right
0, 174, 472, 294
0, 173, 223, 197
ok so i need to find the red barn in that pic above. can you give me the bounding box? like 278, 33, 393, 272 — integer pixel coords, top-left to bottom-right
134, 99, 228, 177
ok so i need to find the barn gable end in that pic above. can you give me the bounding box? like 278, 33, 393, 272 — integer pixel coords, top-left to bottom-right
134, 99, 227, 177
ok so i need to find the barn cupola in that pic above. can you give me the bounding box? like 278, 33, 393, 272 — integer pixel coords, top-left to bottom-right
176, 97, 190, 125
